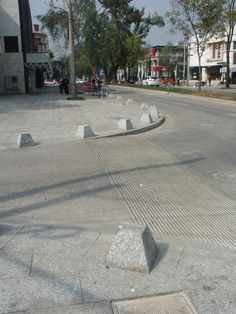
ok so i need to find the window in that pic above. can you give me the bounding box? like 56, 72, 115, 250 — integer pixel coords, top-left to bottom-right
233, 41, 236, 50
4, 76, 18, 90
4, 36, 19, 52
217, 44, 221, 58
0, 37, 3, 53
233, 52, 236, 65
212, 43, 222, 60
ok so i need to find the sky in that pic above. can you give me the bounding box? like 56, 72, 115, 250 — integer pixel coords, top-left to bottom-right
29, 0, 182, 47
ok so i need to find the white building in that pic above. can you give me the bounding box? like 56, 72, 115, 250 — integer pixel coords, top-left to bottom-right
189, 33, 236, 84
0, 0, 50, 94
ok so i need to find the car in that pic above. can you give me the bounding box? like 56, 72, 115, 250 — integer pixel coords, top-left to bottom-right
142, 76, 160, 86
44, 79, 59, 86
76, 78, 85, 84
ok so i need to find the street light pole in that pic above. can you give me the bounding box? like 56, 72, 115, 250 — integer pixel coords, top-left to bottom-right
183, 41, 186, 85
68, 0, 76, 98
187, 41, 190, 87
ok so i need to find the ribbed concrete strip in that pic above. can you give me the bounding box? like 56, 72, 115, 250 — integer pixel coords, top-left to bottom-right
93, 137, 236, 250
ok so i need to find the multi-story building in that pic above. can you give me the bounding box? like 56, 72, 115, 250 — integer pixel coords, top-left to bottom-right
138, 45, 185, 81
0, 0, 50, 94
189, 34, 236, 84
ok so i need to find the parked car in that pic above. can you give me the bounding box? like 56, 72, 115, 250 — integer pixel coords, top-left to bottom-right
76, 78, 85, 84
44, 79, 59, 86
159, 77, 174, 85
142, 76, 160, 86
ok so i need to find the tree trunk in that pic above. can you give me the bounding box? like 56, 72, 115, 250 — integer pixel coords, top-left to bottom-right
225, 43, 230, 89
68, 0, 76, 97
198, 56, 202, 92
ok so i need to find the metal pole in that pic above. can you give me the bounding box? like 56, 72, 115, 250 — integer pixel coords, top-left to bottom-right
68, 0, 76, 97
183, 41, 186, 85
187, 41, 190, 87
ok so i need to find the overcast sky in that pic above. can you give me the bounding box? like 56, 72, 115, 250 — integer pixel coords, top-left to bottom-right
29, 0, 182, 46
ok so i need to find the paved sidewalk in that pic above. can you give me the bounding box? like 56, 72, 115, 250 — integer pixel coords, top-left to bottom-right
0, 87, 163, 150
0, 87, 235, 314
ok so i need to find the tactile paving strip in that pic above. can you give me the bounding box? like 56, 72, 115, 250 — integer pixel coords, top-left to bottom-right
93, 137, 236, 250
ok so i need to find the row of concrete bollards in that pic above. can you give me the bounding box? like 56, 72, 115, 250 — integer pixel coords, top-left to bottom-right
17, 94, 161, 147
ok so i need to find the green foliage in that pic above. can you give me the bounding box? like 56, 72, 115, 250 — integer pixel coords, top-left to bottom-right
167, 0, 223, 90
39, 0, 165, 81
216, 0, 236, 87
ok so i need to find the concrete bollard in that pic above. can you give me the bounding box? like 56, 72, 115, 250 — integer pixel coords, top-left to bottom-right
116, 96, 123, 101
17, 133, 34, 148
141, 102, 149, 110
141, 113, 153, 124
126, 98, 134, 105
148, 105, 159, 119
118, 119, 133, 130
106, 224, 159, 273
76, 125, 95, 139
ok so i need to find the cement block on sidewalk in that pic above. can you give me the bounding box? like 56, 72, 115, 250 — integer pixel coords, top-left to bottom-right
76, 125, 95, 139
118, 119, 133, 130
116, 96, 123, 101
126, 98, 134, 105
141, 102, 149, 110
106, 224, 158, 273
17, 133, 34, 148
141, 113, 153, 124
148, 105, 159, 119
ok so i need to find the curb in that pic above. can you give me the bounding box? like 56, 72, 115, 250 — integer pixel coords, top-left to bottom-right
83, 115, 165, 141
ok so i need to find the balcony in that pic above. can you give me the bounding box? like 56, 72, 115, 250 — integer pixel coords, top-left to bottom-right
25, 53, 50, 71
26, 52, 49, 63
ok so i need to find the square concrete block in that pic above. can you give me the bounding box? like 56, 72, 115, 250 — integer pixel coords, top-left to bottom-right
141, 102, 149, 110
17, 133, 34, 148
126, 98, 134, 105
106, 224, 158, 273
141, 113, 153, 124
76, 125, 95, 139
148, 105, 159, 119
118, 119, 133, 130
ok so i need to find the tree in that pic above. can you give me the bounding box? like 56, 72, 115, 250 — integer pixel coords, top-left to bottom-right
167, 0, 223, 91
158, 42, 185, 80
218, 0, 236, 88
83, 0, 164, 81
39, 0, 95, 97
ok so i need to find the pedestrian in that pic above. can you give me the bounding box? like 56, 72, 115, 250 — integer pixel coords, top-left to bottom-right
91, 76, 96, 95
208, 77, 211, 87
59, 79, 63, 94
62, 78, 69, 95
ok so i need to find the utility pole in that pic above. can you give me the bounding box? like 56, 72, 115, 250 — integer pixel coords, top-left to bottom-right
183, 41, 186, 85
68, 0, 76, 98
187, 41, 190, 87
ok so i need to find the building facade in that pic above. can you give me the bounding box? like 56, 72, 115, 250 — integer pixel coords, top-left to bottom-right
138, 45, 185, 82
189, 34, 236, 84
0, 0, 49, 94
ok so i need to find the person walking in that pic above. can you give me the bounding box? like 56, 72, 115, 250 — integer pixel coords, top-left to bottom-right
62, 78, 69, 95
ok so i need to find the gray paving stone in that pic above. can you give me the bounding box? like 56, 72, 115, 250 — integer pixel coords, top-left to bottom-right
26, 301, 113, 314
0, 274, 83, 313
0, 250, 31, 278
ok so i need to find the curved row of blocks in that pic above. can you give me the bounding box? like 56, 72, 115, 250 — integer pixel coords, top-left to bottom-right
75, 99, 160, 139
17, 96, 161, 147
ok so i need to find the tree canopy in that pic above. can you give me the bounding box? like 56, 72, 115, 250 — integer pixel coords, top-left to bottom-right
167, 0, 223, 90
39, 0, 164, 81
